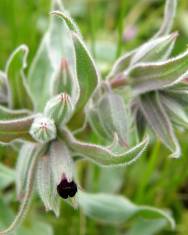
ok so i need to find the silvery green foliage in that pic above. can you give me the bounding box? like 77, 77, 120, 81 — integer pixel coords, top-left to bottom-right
0, 0, 180, 234
107, 0, 188, 158
77, 191, 175, 229
16, 143, 37, 199
36, 154, 60, 216
5, 45, 34, 110
87, 89, 129, 145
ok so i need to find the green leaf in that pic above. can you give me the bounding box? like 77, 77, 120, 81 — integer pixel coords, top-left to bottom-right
0, 105, 30, 120
28, 1, 77, 111
163, 83, 188, 106
130, 33, 177, 65
0, 198, 14, 228
0, 163, 15, 189
128, 50, 188, 95
69, 32, 99, 118
0, 115, 35, 143
86, 106, 109, 140
107, 49, 136, 79
77, 191, 175, 229
108, 32, 177, 79
0, 144, 46, 235
88, 91, 128, 145
51, 10, 80, 34
18, 221, 53, 235
63, 129, 149, 167
6, 45, 33, 110
16, 143, 37, 198
126, 218, 167, 235
160, 93, 188, 128
153, 0, 177, 38
36, 154, 60, 216
139, 92, 180, 158
97, 167, 125, 193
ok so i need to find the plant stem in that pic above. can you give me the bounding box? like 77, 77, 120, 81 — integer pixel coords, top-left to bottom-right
110, 77, 128, 89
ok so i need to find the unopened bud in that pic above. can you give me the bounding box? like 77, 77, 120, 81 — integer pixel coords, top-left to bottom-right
29, 115, 57, 143
52, 58, 73, 96
44, 92, 73, 126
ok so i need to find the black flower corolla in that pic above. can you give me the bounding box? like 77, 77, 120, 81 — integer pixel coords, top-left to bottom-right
57, 178, 77, 199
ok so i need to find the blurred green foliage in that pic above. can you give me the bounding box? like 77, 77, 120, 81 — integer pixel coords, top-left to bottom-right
1, 0, 188, 234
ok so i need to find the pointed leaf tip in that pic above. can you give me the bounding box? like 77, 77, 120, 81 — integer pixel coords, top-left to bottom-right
63, 129, 149, 167
6, 45, 34, 110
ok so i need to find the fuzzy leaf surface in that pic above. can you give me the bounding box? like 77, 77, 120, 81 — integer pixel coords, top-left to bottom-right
88, 92, 128, 144
153, 0, 177, 38
0, 115, 35, 143
6, 45, 33, 110
16, 143, 37, 198
63, 129, 149, 167
77, 191, 175, 229
36, 155, 60, 216
139, 92, 180, 158
128, 50, 188, 95
0, 106, 30, 120
70, 32, 99, 117
28, 1, 77, 111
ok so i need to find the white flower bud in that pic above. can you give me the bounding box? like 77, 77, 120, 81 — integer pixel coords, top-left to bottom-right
44, 92, 73, 126
29, 115, 57, 143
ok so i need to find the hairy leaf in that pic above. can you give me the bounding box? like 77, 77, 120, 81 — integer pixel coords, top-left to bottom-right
126, 218, 167, 235
16, 143, 37, 198
0, 144, 45, 235
6, 45, 33, 110
160, 93, 188, 128
163, 83, 188, 106
86, 106, 109, 140
107, 49, 136, 79
77, 191, 175, 229
63, 129, 149, 167
0, 105, 30, 120
36, 155, 60, 216
130, 33, 177, 65
51, 10, 80, 34
139, 92, 180, 158
88, 91, 128, 145
153, 0, 177, 38
128, 50, 188, 95
108, 33, 177, 80
70, 32, 99, 117
28, 1, 77, 111
0, 115, 36, 143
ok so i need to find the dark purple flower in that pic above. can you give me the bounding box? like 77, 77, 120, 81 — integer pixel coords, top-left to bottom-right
57, 178, 77, 199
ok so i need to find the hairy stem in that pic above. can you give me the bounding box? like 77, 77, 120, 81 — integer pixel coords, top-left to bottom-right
110, 77, 128, 89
